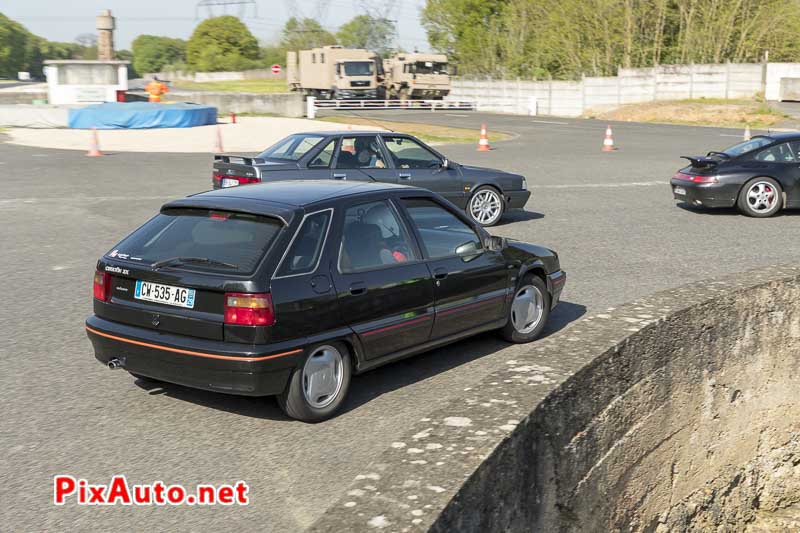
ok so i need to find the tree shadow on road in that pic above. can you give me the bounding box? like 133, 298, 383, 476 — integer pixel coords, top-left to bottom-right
134, 300, 586, 421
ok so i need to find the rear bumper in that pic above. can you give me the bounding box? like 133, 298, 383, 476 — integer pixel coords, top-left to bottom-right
85, 315, 303, 397
670, 178, 737, 208
547, 270, 566, 309
506, 190, 531, 209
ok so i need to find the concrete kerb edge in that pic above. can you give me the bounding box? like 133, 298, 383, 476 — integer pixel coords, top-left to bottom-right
309, 264, 800, 533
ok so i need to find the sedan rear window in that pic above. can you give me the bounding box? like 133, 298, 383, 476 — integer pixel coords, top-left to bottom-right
258, 134, 326, 161
108, 208, 282, 274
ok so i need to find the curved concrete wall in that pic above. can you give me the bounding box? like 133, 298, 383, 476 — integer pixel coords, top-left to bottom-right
311, 266, 800, 532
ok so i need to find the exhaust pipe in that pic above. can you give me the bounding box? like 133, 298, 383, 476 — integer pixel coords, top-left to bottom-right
107, 358, 123, 370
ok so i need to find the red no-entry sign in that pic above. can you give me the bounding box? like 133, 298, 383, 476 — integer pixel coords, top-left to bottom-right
271, 64, 281, 74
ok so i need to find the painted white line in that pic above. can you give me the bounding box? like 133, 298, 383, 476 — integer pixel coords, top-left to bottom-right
32, 154, 48, 157
530, 181, 665, 190
445, 114, 469, 117
531, 120, 570, 125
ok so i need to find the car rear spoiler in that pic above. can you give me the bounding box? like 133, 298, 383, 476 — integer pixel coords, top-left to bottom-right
214, 154, 267, 165
680, 155, 719, 168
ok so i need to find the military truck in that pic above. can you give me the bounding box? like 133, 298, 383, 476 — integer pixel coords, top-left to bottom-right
287, 46, 384, 100
383, 53, 451, 100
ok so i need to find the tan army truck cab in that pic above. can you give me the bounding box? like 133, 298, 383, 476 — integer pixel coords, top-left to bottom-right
288, 46, 383, 100
384, 53, 451, 100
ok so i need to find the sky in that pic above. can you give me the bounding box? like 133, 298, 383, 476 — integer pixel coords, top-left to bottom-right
2, 0, 431, 52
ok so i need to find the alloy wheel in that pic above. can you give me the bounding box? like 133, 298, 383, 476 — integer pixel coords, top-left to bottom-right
511, 284, 545, 334
469, 189, 502, 225
746, 181, 779, 214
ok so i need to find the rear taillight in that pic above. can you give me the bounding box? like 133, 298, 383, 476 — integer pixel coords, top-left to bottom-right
673, 172, 718, 184
93, 270, 111, 302
213, 172, 260, 188
224, 292, 275, 326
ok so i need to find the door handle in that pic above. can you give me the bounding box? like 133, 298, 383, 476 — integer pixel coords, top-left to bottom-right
333, 173, 347, 180
349, 282, 367, 296
398, 172, 411, 179
433, 268, 449, 280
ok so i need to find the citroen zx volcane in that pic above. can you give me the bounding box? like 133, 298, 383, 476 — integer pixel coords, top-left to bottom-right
86, 181, 565, 422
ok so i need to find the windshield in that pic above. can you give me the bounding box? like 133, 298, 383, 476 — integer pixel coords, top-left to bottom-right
108, 208, 282, 274
414, 61, 448, 75
722, 136, 773, 157
258, 134, 326, 161
343, 61, 374, 77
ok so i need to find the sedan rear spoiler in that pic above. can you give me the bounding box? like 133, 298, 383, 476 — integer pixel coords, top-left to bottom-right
214, 154, 267, 165
680, 155, 719, 168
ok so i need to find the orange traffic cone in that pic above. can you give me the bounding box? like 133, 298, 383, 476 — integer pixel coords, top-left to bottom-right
214, 125, 224, 153
602, 125, 616, 152
86, 128, 102, 157
743, 124, 751, 141
477, 123, 490, 151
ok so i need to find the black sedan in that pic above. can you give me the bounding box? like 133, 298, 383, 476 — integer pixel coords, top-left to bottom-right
86, 181, 565, 422
670, 132, 800, 217
212, 131, 530, 226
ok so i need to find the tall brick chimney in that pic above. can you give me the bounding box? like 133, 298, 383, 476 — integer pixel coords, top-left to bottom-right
96, 10, 115, 60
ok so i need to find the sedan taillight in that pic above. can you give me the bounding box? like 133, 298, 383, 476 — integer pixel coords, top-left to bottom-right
93, 270, 111, 302
213, 172, 260, 188
224, 292, 275, 326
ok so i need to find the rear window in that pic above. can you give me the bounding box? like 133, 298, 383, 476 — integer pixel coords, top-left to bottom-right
108, 208, 282, 274
257, 134, 325, 161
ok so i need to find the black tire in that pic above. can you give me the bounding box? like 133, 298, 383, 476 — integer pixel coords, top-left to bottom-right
500, 275, 550, 343
277, 342, 352, 423
467, 186, 505, 227
737, 177, 782, 218
128, 372, 161, 384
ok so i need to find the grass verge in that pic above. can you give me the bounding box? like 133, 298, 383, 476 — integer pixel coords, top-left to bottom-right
172, 79, 289, 94
316, 116, 512, 145
591, 98, 788, 129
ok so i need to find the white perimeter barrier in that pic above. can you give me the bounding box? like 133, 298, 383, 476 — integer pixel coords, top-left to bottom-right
306, 97, 478, 119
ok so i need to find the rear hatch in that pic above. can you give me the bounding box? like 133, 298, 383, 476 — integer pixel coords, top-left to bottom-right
212, 155, 299, 188
95, 206, 284, 342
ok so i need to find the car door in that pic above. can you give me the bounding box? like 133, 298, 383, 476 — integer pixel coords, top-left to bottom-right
399, 196, 510, 340
329, 197, 435, 360
783, 141, 800, 206
299, 137, 337, 179
331, 135, 398, 184
383, 135, 463, 204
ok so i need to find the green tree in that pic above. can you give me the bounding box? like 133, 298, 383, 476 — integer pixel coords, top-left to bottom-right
0, 12, 34, 77
186, 16, 259, 71
280, 18, 337, 51
132, 35, 186, 74
337, 15, 395, 56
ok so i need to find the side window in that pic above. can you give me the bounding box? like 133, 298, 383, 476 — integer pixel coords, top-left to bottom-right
308, 139, 336, 168
383, 136, 442, 169
402, 198, 482, 259
755, 142, 796, 163
339, 200, 418, 273
335, 136, 387, 170
275, 210, 331, 277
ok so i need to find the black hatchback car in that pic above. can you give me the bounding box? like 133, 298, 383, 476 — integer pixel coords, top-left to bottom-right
86, 182, 565, 422
670, 133, 800, 217
212, 131, 530, 226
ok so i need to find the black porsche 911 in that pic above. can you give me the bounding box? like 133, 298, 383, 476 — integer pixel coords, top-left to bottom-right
670, 132, 800, 217
86, 181, 564, 422
212, 131, 530, 227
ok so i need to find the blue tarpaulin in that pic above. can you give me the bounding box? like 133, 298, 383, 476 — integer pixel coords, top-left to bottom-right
68, 102, 217, 129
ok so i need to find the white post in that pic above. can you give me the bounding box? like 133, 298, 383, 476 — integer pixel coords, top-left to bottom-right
306, 96, 316, 119
528, 96, 537, 116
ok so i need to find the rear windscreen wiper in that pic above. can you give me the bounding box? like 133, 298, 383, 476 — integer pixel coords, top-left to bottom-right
152, 256, 239, 270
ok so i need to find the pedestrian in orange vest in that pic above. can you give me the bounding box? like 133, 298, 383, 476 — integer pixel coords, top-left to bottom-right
145, 76, 169, 103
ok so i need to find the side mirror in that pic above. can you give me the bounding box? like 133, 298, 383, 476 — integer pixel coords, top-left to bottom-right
441, 158, 449, 169
455, 240, 483, 261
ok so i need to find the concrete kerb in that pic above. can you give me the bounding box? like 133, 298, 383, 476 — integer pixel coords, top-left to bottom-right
310, 264, 800, 532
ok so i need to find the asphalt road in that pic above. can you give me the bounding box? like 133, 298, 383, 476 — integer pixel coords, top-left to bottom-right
3, 114, 800, 531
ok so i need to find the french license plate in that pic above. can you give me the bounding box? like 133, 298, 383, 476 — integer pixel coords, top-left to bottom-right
673, 186, 686, 196
135, 280, 196, 309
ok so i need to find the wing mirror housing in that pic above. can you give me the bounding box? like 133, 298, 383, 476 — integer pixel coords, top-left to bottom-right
486, 235, 504, 252
455, 240, 483, 261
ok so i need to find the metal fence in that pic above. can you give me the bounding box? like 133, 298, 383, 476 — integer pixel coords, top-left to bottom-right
307, 97, 477, 118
